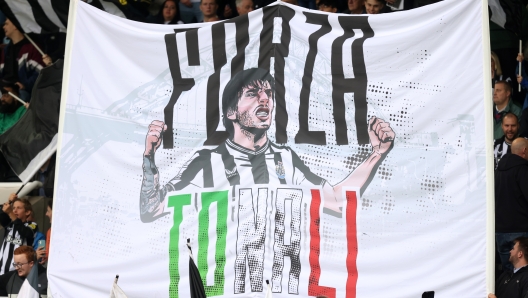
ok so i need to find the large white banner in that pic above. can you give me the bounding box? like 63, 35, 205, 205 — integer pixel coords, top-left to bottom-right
51, 1, 490, 297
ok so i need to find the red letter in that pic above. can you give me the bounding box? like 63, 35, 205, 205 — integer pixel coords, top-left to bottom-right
308, 189, 336, 298
345, 190, 358, 298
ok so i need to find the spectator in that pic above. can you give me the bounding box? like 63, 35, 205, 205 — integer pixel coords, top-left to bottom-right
490, 2, 528, 104
0, 19, 45, 102
150, 0, 184, 24
0, 196, 34, 275
0, 246, 47, 296
216, 0, 236, 20
491, 51, 511, 89
201, 0, 220, 22
364, 0, 390, 14
179, 0, 203, 23
494, 81, 522, 140
0, 80, 27, 135
488, 237, 528, 298
318, 0, 338, 12
495, 138, 528, 273
282, 0, 298, 5
494, 113, 520, 169
342, 0, 364, 14
36, 199, 52, 265
236, 0, 253, 15
0, 81, 28, 182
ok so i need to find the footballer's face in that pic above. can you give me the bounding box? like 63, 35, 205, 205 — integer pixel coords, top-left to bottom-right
228, 81, 274, 131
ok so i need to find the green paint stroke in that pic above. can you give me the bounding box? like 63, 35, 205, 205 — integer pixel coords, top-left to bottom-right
168, 194, 191, 298
198, 191, 228, 296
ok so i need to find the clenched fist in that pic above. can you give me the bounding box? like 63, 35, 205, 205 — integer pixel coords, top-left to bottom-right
144, 120, 167, 157
368, 116, 395, 155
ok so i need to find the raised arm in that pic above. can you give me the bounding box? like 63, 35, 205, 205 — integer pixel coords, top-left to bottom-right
323, 117, 395, 213
140, 120, 167, 223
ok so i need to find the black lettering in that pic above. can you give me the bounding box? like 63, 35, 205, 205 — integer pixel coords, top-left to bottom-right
163, 30, 197, 148
295, 13, 331, 145
259, 6, 294, 144
331, 16, 373, 145
271, 188, 302, 294
204, 17, 252, 145
235, 188, 268, 293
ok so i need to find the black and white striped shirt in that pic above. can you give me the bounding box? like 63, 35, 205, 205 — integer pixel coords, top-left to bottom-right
0, 219, 34, 275
166, 139, 325, 191
494, 135, 511, 170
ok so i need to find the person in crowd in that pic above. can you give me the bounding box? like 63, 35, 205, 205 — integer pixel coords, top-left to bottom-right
150, 0, 184, 24
491, 51, 511, 89
0, 246, 47, 296
0, 19, 45, 102
318, 0, 338, 12
488, 237, 528, 298
236, 0, 253, 15
516, 53, 528, 110
0, 80, 27, 135
495, 138, 528, 273
179, 0, 203, 23
0, 196, 35, 275
490, 2, 528, 104
494, 113, 520, 169
36, 199, 52, 265
216, 0, 236, 20
364, 0, 391, 14
342, 0, 364, 14
200, 0, 220, 22
0, 81, 28, 182
494, 81, 522, 140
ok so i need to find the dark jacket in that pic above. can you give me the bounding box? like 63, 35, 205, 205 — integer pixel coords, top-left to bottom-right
496, 266, 528, 298
495, 154, 528, 233
0, 264, 47, 296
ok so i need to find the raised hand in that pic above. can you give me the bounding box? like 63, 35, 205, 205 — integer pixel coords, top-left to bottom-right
368, 116, 395, 155
144, 120, 166, 157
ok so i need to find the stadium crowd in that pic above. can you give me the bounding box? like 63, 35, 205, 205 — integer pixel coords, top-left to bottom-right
0, 0, 522, 296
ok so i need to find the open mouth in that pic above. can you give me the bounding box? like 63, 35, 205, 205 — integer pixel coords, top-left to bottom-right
255, 107, 269, 120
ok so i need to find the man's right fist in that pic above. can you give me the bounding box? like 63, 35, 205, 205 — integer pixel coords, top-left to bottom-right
144, 120, 166, 157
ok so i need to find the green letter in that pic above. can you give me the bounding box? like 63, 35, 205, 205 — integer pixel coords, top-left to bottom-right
168, 194, 192, 298
197, 191, 228, 296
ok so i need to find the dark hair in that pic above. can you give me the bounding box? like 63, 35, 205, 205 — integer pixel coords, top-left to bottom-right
0, 79, 19, 96
318, 0, 337, 8
153, 0, 182, 25
221, 68, 274, 136
514, 237, 528, 261
496, 80, 512, 94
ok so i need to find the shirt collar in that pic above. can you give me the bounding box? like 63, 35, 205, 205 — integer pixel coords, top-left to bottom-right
226, 139, 269, 155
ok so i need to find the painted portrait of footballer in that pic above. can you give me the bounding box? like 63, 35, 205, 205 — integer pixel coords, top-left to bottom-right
140, 68, 395, 223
